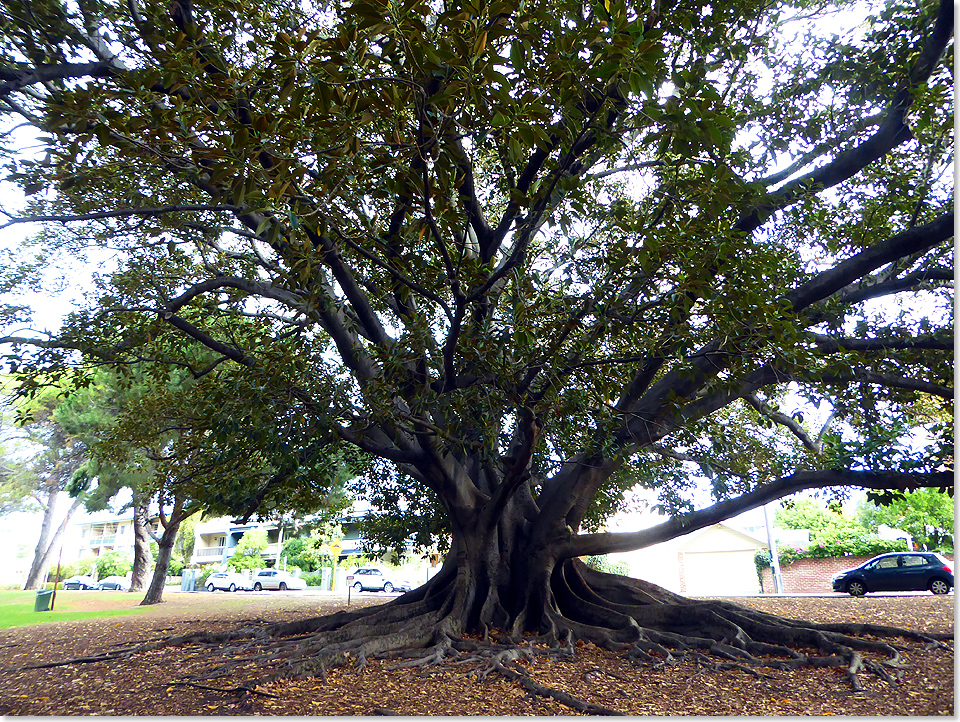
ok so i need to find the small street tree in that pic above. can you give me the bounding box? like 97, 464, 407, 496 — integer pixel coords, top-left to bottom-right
55, 370, 159, 591
227, 528, 269, 572
86, 358, 359, 603
4, 388, 90, 590
775, 498, 863, 538
857, 488, 955, 552
0, 0, 953, 703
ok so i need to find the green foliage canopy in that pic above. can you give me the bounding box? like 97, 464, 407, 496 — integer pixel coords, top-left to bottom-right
0, 0, 952, 563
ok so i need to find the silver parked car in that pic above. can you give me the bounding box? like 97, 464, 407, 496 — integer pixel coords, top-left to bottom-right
205, 571, 254, 592
346, 567, 412, 593
61, 575, 98, 590
97, 576, 130, 591
252, 569, 306, 591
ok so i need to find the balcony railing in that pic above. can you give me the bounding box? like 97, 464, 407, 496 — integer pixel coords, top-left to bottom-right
88, 536, 117, 547
195, 547, 226, 558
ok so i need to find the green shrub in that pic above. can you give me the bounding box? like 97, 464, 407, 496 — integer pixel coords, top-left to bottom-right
755, 535, 909, 571
280, 538, 321, 572
95, 551, 134, 578
584, 555, 629, 576
58, 556, 98, 580
301, 572, 326, 587
166, 555, 186, 577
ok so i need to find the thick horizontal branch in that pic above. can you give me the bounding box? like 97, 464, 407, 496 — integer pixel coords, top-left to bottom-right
0, 205, 242, 231
163, 276, 306, 316
735, 0, 953, 234
786, 212, 954, 312
809, 331, 953, 354
841, 267, 953, 305
562, 469, 954, 558
0, 334, 68, 349
817, 369, 952, 400
0, 61, 114, 97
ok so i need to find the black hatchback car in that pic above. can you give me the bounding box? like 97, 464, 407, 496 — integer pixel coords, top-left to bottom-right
832, 552, 953, 596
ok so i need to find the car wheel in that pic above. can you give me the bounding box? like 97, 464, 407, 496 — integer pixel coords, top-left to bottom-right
228, 583, 236, 592
253, 582, 262, 591
206, 583, 215, 592
846, 579, 866, 597
279, 582, 287, 591
929, 578, 951, 595
383, 582, 394, 593
354, 582, 362, 592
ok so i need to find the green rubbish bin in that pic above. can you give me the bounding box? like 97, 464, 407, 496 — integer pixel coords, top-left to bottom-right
34, 590, 54, 612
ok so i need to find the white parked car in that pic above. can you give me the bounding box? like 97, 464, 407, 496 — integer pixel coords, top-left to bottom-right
252, 569, 306, 591
205, 571, 254, 592
346, 567, 413, 593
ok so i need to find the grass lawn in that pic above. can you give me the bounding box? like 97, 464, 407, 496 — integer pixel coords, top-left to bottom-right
0, 590, 150, 629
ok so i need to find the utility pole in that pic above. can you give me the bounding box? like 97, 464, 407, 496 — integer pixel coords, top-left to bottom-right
275, 516, 284, 570
763, 502, 785, 594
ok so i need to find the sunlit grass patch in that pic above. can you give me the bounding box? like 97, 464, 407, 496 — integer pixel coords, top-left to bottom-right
0, 590, 148, 629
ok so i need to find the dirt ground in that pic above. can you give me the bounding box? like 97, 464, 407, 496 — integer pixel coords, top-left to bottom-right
0, 591, 953, 716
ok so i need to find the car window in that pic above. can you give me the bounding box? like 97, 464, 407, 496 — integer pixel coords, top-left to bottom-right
876, 557, 899, 569
901, 555, 926, 567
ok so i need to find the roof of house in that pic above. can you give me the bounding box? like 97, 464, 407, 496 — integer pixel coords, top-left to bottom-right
676, 522, 769, 553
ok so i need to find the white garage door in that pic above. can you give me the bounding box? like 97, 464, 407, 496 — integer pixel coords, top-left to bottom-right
683, 550, 761, 596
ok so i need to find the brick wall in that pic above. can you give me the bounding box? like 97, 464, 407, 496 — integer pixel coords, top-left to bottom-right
760, 554, 954, 594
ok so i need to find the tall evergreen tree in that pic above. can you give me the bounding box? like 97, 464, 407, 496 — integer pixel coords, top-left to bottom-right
0, 0, 952, 699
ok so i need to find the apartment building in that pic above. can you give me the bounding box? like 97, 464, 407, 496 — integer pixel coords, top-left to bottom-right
191, 505, 376, 567
75, 510, 159, 560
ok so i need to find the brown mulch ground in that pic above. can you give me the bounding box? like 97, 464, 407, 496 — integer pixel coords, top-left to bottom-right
0, 591, 953, 715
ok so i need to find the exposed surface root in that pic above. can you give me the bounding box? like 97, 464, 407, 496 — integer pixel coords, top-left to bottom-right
165, 681, 280, 699
10, 562, 953, 715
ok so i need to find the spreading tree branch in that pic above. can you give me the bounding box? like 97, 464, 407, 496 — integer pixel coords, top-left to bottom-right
562, 469, 955, 558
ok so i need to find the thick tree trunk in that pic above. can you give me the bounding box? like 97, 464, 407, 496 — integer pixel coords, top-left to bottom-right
140, 519, 179, 605
22, 488, 57, 591
129, 503, 152, 592
23, 493, 83, 590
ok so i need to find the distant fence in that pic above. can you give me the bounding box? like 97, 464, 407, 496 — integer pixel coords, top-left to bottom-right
761, 553, 954, 594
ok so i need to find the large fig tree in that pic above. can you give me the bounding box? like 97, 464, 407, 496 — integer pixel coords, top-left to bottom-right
0, 0, 953, 704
